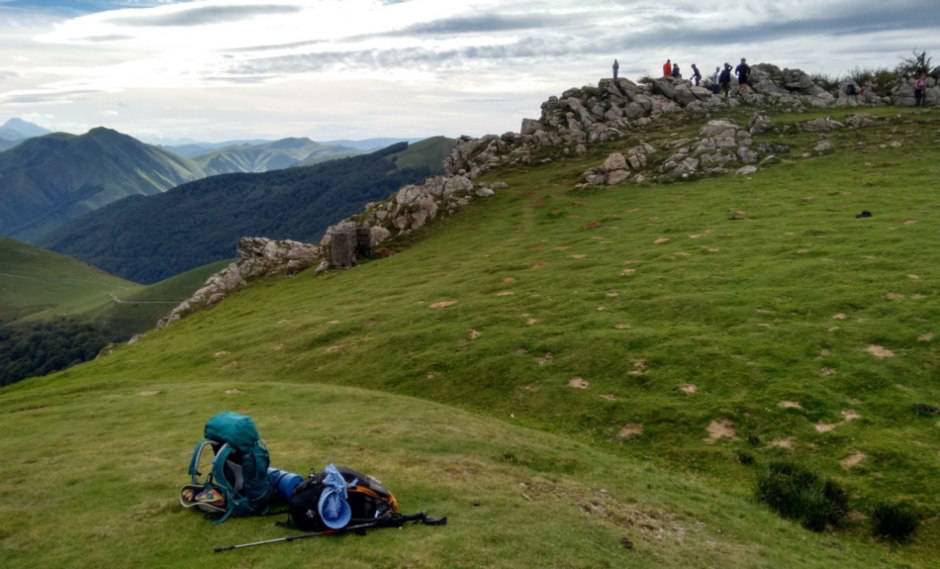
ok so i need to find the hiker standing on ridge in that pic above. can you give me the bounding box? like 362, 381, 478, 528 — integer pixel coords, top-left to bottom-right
691, 64, 702, 86
719, 63, 733, 98
672, 63, 682, 79
735, 58, 751, 92
914, 73, 928, 107
711, 66, 721, 93
663, 59, 672, 78
613, 59, 620, 80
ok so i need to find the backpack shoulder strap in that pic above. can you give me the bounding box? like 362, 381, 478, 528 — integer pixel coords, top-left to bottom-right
188, 439, 215, 484
210, 443, 239, 524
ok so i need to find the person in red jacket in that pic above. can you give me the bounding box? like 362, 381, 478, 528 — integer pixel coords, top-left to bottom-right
663, 59, 671, 78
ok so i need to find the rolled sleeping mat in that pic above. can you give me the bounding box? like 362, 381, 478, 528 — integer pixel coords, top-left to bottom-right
267, 468, 304, 502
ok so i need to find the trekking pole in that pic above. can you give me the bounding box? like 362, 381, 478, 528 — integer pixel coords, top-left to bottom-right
213, 513, 447, 553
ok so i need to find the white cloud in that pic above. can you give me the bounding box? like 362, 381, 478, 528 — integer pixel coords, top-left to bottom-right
0, 0, 937, 140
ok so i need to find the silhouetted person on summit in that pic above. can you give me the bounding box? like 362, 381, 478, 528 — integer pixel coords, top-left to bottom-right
719, 63, 733, 98
691, 64, 702, 86
672, 63, 682, 79
663, 59, 672, 78
914, 73, 928, 107
735, 58, 751, 92
613, 59, 620, 79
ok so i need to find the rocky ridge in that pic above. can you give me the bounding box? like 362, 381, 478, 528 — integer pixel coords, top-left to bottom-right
156, 63, 915, 328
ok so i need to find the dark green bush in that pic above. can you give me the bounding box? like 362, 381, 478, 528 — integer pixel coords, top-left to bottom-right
755, 462, 848, 531
872, 502, 919, 542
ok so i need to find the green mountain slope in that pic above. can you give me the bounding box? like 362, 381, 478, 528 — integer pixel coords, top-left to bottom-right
193, 137, 361, 175
81, 260, 230, 339
0, 238, 228, 385
0, 237, 139, 322
0, 108, 937, 567
0, 128, 205, 242
43, 140, 452, 284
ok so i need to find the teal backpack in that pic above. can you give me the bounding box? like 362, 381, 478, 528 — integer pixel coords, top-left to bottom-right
181, 412, 273, 523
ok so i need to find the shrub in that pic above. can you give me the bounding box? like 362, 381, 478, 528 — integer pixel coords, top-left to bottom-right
872, 502, 919, 542
755, 462, 848, 531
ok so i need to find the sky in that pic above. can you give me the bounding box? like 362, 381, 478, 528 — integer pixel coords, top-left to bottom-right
0, 0, 938, 143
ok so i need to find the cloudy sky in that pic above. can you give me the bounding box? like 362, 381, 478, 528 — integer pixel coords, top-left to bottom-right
0, 0, 937, 143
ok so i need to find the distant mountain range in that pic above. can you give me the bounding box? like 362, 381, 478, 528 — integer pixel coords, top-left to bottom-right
0, 118, 51, 141
190, 137, 362, 176
43, 137, 456, 283
0, 127, 205, 243
0, 118, 52, 152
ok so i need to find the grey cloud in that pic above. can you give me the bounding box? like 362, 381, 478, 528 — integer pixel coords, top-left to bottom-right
2, 89, 101, 104
231, 0, 940, 76
393, 13, 565, 35
83, 34, 133, 42
0, 70, 19, 80
110, 4, 300, 27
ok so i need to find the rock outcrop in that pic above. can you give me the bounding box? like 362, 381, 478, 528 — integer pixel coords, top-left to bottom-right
157, 62, 921, 329
158, 237, 321, 327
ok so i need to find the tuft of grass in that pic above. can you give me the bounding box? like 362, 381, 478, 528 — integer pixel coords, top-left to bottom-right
756, 462, 849, 532
872, 502, 920, 543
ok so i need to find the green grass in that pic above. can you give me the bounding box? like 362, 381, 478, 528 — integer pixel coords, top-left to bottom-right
2, 107, 939, 567
0, 237, 139, 321
81, 260, 230, 338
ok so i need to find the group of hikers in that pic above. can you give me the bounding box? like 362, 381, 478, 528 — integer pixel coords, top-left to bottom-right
611, 57, 753, 97
610, 57, 933, 105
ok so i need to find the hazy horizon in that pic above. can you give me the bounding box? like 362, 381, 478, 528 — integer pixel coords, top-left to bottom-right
1, 0, 938, 142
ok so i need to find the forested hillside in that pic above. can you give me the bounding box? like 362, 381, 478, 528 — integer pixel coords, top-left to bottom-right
44, 139, 455, 283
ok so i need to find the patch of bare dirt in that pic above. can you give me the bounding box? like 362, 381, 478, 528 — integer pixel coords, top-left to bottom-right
531, 261, 546, 270
621, 268, 637, 276
272, 344, 284, 352
568, 377, 590, 390
606, 291, 620, 298
468, 329, 481, 341
139, 390, 161, 397
820, 367, 837, 377
908, 274, 921, 281
902, 219, 918, 225
430, 300, 458, 309
841, 410, 861, 422
866, 344, 895, 359
840, 452, 867, 470
617, 423, 644, 439
778, 401, 803, 410
600, 394, 618, 401
654, 237, 671, 245
884, 292, 906, 301
325, 345, 345, 354
526, 318, 540, 326
570, 254, 587, 260
224, 389, 242, 395
628, 360, 648, 377
535, 353, 554, 367
706, 419, 737, 441
770, 437, 794, 449
833, 313, 848, 321
614, 323, 630, 330
495, 291, 515, 297
213, 351, 230, 358
327, 320, 341, 325
679, 384, 698, 395
502, 277, 516, 284
815, 422, 837, 433
918, 333, 935, 343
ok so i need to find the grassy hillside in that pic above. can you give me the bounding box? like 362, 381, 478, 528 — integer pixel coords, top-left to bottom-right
81, 260, 230, 339
0, 128, 204, 243
0, 237, 139, 322
43, 140, 453, 284
193, 138, 361, 175
1, 108, 938, 567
